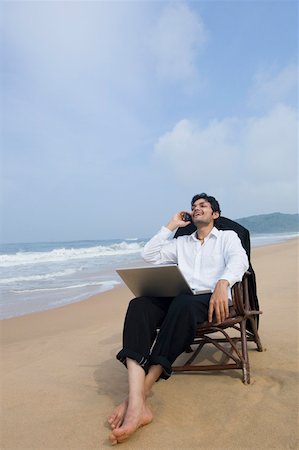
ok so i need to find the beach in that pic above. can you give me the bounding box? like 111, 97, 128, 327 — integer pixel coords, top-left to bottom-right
1, 238, 298, 450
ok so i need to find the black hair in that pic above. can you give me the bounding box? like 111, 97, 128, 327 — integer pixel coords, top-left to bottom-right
191, 193, 221, 215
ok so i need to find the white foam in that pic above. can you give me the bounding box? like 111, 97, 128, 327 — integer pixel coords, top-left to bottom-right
0, 241, 145, 267
11, 280, 120, 294
0, 268, 80, 284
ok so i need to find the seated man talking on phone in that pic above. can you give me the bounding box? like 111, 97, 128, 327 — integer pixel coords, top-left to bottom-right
108, 193, 249, 445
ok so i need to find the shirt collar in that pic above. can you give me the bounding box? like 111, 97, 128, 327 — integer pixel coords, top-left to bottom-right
210, 226, 220, 237
191, 226, 219, 242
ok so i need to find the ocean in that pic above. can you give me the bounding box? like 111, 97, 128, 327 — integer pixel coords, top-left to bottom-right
0, 232, 297, 319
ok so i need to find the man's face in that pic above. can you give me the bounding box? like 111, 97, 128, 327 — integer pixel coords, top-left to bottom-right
191, 198, 219, 226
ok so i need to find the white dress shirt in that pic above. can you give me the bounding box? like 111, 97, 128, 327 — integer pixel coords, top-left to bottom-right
142, 226, 249, 302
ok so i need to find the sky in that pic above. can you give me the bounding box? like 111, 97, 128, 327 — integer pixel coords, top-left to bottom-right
1, 0, 298, 243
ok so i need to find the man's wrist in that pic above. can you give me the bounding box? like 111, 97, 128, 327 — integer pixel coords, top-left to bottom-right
217, 279, 230, 288
166, 221, 178, 232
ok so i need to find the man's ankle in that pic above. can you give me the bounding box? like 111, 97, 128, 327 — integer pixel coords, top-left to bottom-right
128, 391, 145, 404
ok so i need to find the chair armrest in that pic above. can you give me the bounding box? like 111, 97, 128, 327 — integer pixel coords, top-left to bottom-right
232, 272, 262, 317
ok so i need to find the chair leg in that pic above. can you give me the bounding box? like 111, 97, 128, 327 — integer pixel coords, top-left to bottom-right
249, 316, 263, 352
240, 320, 250, 384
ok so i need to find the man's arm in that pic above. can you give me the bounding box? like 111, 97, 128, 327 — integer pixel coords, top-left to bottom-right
142, 211, 191, 264
208, 279, 230, 324
208, 232, 249, 324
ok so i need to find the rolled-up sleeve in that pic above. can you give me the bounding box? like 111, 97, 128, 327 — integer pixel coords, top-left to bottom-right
142, 226, 178, 265
220, 232, 249, 286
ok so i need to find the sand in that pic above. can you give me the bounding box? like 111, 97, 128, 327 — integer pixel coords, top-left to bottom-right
1, 239, 298, 450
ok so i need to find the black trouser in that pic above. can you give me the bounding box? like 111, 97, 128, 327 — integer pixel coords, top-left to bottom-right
116, 293, 211, 380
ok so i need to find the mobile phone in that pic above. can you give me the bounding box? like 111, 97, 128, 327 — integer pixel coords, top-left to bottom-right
182, 213, 192, 222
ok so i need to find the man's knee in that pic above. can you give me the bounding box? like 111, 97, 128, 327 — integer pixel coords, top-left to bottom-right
127, 297, 157, 316
168, 293, 210, 319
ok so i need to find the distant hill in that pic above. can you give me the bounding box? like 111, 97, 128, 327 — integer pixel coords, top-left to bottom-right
235, 212, 299, 233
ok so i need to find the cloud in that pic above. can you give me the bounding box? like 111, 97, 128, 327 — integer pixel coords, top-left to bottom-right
2, 2, 154, 181
154, 117, 239, 179
2, 2, 297, 242
242, 104, 297, 183
153, 105, 298, 216
148, 3, 207, 81
152, 62, 298, 217
3, 2, 207, 170
249, 64, 298, 110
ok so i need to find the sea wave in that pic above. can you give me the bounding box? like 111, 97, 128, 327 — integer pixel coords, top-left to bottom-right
11, 280, 120, 293
0, 268, 80, 285
0, 241, 145, 267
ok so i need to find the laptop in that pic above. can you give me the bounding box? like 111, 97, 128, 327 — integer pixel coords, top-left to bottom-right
116, 264, 211, 298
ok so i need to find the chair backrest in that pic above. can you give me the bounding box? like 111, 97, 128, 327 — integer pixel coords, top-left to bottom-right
174, 216, 260, 329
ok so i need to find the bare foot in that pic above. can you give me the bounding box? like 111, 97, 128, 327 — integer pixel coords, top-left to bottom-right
108, 388, 153, 431
109, 399, 153, 445
108, 399, 128, 430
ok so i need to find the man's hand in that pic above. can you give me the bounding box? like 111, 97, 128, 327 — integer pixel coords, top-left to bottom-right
166, 211, 192, 232
208, 279, 230, 324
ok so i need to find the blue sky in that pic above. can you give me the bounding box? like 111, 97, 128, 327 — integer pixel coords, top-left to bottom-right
2, 0, 298, 243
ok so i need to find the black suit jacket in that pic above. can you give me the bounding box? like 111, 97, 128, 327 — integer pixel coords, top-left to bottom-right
174, 216, 260, 329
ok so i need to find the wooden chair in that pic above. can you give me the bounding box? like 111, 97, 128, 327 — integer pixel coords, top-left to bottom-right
172, 217, 263, 384
172, 272, 263, 383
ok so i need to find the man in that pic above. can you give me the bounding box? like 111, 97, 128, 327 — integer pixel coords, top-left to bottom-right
108, 193, 249, 445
